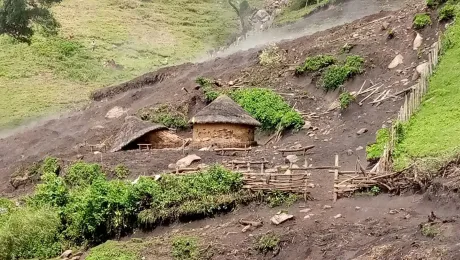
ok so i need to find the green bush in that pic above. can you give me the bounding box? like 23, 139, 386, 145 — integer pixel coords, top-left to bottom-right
65, 162, 105, 187
296, 54, 336, 74
259, 45, 283, 66
254, 233, 280, 254
41, 156, 60, 175
439, 4, 456, 21
171, 236, 200, 260
366, 128, 390, 160
413, 13, 432, 29
231, 88, 304, 131
196, 77, 220, 102
114, 164, 130, 179
427, 0, 448, 8
0, 207, 63, 260
344, 55, 365, 75
31, 172, 69, 208
265, 191, 299, 207
321, 65, 349, 91
339, 91, 355, 110
139, 104, 188, 129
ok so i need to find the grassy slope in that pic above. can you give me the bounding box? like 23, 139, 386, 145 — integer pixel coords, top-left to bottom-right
274, 0, 332, 26
393, 10, 460, 170
0, 0, 254, 128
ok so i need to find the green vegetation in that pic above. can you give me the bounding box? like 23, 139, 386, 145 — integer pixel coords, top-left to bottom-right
114, 164, 129, 179
86, 239, 156, 260
259, 45, 283, 66
275, 0, 332, 26
265, 191, 299, 207
341, 43, 354, 53
393, 11, 460, 170
413, 13, 432, 29
231, 88, 304, 131
321, 55, 364, 91
366, 128, 390, 161
196, 77, 221, 102
254, 233, 280, 254
370, 186, 381, 196
139, 104, 189, 129
0, 0, 257, 129
339, 91, 355, 110
427, 0, 449, 8
439, 4, 456, 21
171, 236, 200, 260
295, 54, 336, 75
421, 224, 439, 237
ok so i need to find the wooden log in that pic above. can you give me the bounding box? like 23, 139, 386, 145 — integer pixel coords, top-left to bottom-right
231, 160, 269, 165
333, 154, 339, 202
278, 145, 315, 156
243, 173, 308, 177
291, 165, 339, 170
359, 85, 381, 106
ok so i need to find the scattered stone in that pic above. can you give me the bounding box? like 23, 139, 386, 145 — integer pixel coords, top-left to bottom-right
412, 70, 419, 81
105, 106, 126, 119
76, 154, 84, 160
199, 147, 210, 151
307, 183, 315, 188
176, 154, 201, 168
228, 80, 234, 86
168, 163, 177, 169
381, 21, 390, 30
304, 214, 312, 219
334, 214, 342, 219
389, 209, 399, 215
356, 146, 364, 151
388, 54, 404, 69
355, 206, 361, 211
416, 62, 429, 75
404, 214, 411, 219
347, 149, 354, 156
291, 164, 300, 169
302, 121, 312, 130
284, 169, 292, 175
300, 208, 312, 213
323, 205, 332, 210
286, 154, 299, 164
413, 33, 423, 50
61, 250, 73, 258
353, 33, 359, 38
401, 79, 409, 83
356, 128, 368, 135
271, 213, 294, 225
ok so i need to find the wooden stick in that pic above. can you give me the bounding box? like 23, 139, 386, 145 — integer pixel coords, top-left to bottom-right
333, 154, 339, 202
359, 85, 381, 105
214, 147, 251, 152
357, 80, 367, 95
290, 166, 340, 170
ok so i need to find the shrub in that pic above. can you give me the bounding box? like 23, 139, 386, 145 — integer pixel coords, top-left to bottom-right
344, 55, 365, 75
171, 236, 200, 260
114, 164, 130, 179
41, 156, 60, 175
65, 162, 105, 187
196, 77, 221, 102
265, 191, 299, 207
0, 207, 63, 260
339, 91, 355, 110
370, 186, 381, 196
139, 104, 188, 129
255, 233, 280, 254
413, 13, 432, 29
296, 54, 336, 74
259, 45, 283, 66
439, 4, 456, 21
366, 128, 390, 161
31, 172, 69, 208
421, 224, 439, 237
321, 65, 349, 91
230, 88, 304, 131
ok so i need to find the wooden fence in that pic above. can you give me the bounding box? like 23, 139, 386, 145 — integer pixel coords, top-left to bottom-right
378, 35, 443, 172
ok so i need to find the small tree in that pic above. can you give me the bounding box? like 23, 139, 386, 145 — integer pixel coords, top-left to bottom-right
0, 0, 62, 42
228, 0, 253, 35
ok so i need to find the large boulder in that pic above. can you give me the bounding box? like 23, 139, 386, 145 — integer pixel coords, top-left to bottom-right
388, 54, 404, 69
413, 33, 423, 50
176, 154, 201, 168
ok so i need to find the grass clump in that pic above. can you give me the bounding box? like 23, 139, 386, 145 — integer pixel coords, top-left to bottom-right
439, 4, 456, 21
421, 224, 439, 237
231, 88, 304, 131
255, 233, 280, 254
171, 236, 200, 260
413, 13, 432, 29
393, 14, 460, 170
339, 91, 355, 110
366, 128, 390, 161
196, 77, 221, 102
114, 164, 129, 179
139, 104, 188, 129
296, 54, 336, 75
264, 191, 299, 207
259, 45, 283, 66
86, 239, 152, 260
275, 0, 332, 25
321, 55, 364, 91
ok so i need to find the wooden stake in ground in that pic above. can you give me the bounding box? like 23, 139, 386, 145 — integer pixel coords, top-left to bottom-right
333, 154, 339, 202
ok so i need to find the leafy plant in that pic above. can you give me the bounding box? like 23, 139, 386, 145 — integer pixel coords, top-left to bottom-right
139, 104, 188, 129
366, 128, 390, 161
230, 88, 304, 131
344, 55, 365, 75
370, 186, 381, 196
171, 236, 200, 260
439, 4, 456, 21
421, 224, 439, 237
259, 45, 283, 66
339, 91, 355, 110
296, 54, 336, 74
321, 55, 364, 91
413, 13, 432, 29
65, 162, 105, 187
41, 157, 60, 175
265, 191, 299, 207
114, 164, 130, 179
196, 77, 221, 102
255, 233, 280, 254
341, 43, 354, 53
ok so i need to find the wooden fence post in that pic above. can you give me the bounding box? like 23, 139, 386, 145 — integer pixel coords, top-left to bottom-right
333, 154, 339, 202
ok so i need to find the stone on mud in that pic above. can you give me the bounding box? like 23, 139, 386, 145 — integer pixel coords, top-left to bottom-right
176, 154, 201, 168
413, 33, 423, 50
271, 213, 294, 225
388, 54, 404, 69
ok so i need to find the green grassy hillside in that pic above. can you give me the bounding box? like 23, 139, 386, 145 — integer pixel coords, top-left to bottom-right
0, 0, 264, 128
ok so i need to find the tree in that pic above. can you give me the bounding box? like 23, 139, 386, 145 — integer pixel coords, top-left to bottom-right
0, 0, 62, 43
228, 0, 253, 35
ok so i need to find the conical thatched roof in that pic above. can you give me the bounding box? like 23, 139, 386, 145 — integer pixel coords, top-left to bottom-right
110, 116, 167, 152
189, 95, 261, 126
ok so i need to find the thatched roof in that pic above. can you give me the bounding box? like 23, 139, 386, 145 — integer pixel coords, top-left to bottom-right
189, 95, 261, 127
110, 116, 167, 152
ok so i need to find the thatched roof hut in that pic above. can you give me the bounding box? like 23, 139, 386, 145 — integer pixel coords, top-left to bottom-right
189, 95, 261, 126
111, 116, 177, 152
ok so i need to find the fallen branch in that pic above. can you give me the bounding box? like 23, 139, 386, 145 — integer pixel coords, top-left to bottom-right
359, 85, 381, 105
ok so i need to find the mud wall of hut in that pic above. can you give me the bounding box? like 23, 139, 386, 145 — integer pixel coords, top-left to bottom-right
134, 130, 182, 149
192, 123, 255, 147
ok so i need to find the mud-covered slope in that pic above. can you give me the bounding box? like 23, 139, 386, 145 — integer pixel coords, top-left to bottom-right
0, 1, 441, 197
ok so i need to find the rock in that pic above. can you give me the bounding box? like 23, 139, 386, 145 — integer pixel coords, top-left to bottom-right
356, 128, 368, 135
105, 106, 126, 119
356, 146, 364, 151
168, 163, 177, 169
404, 214, 411, 219
401, 79, 409, 83
300, 208, 311, 213
197, 163, 208, 169
199, 147, 210, 151
61, 250, 73, 258
334, 214, 342, 219
255, 9, 270, 20
389, 209, 398, 215
323, 205, 332, 210
271, 213, 294, 225
291, 143, 302, 149
413, 33, 423, 50
388, 54, 404, 69
291, 164, 299, 169
353, 33, 359, 38
176, 154, 201, 168
76, 154, 84, 160
346, 149, 354, 156
355, 206, 361, 210
416, 62, 429, 75
307, 183, 315, 188
228, 80, 234, 86
304, 214, 312, 219
412, 70, 419, 81
381, 21, 390, 30
286, 154, 299, 164
302, 121, 312, 130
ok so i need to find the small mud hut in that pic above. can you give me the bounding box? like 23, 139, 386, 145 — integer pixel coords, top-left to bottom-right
110, 116, 182, 152
189, 95, 261, 148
